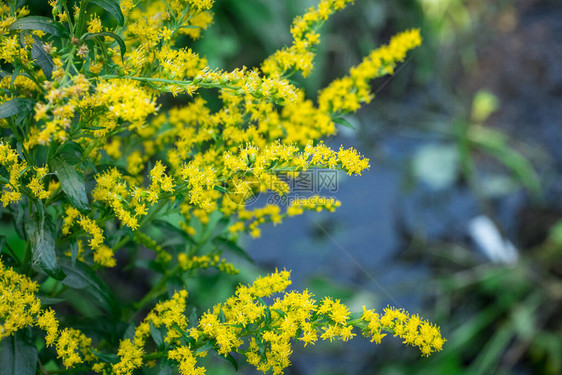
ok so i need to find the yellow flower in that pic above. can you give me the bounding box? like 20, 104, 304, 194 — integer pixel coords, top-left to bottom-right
0, 261, 41, 340
56, 328, 94, 368
319, 29, 422, 114
113, 339, 144, 375
168, 346, 206, 375
87, 15, 103, 33
37, 308, 59, 347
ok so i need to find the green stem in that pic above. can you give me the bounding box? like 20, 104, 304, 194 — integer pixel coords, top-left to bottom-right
44, 367, 92, 374
142, 351, 168, 361
95, 74, 237, 91
132, 265, 180, 314
61, 1, 74, 32
75, 0, 90, 38
21, 240, 32, 275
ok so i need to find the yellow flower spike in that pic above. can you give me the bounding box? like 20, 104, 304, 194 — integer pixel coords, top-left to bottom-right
192, 271, 444, 374
168, 345, 206, 375
261, 0, 356, 78
113, 339, 144, 375
36, 308, 59, 347
0, 261, 40, 340
55, 328, 95, 368
0, 142, 27, 207
319, 28, 422, 114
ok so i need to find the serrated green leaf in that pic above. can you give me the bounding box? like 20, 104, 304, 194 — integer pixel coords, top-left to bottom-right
51, 157, 89, 212
333, 117, 355, 129
213, 237, 254, 263
8, 16, 67, 37
83, 31, 126, 59
0, 98, 34, 120
59, 259, 119, 316
89, 0, 125, 26
26, 212, 65, 280
0, 332, 37, 375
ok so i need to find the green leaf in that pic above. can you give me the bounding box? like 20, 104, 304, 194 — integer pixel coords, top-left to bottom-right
213, 236, 254, 263
149, 321, 163, 347
188, 307, 198, 329
26, 212, 65, 280
0, 98, 35, 120
57, 142, 83, 165
83, 31, 126, 59
70, 241, 79, 265
27, 34, 54, 79
37, 295, 65, 305
51, 157, 89, 212
89, 0, 125, 26
468, 125, 541, 196
91, 349, 119, 364
158, 365, 173, 375
152, 219, 195, 243
0, 332, 38, 375
224, 353, 239, 371
194, 342, 213, 354
59, 259, 119, 316
333, 117, 355, 129
8, 16, 67, 37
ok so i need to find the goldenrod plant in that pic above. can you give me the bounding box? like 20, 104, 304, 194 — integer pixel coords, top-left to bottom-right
0, 0, 443, 373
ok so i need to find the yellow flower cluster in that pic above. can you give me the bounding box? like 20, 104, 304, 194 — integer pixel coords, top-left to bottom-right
62, 206, 116, 268
113, 339, 144, 375
0, 262, 97, 367
178, 253, 239, 274
262, 0, 356, 78
287, 195, 341, 216
91, 162, 174, 230
361, 306, 445, 356
56, 328, 96, 368
319, 29, 422, 113
30, 74, 90, 146
0, 261, 40, 340
113, 290, 191, 374
229, 204, 283, 238
92, 79, 159, 132
0, 143, 55, 206
0, 3, 18, 34
121, 0, 213, 77
0, 142, 28, 206
168, 345, 206, 375
0, 1, 432, 373
189, 270, 443, 374
36, 308, 59, 347
0, 74, 38, 98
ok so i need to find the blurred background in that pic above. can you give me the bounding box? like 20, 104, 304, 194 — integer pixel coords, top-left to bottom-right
193, 0, 562, 374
